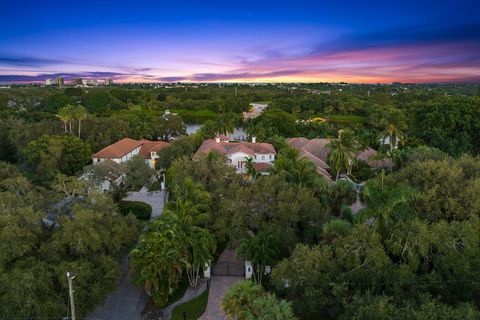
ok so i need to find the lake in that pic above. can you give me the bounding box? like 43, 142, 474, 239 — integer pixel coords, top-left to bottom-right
185, 123, 248, 141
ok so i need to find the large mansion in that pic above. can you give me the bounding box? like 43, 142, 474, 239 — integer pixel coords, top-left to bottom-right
287, 137, 392, 182
92, 138, 170, 169
194, 135, 276, 174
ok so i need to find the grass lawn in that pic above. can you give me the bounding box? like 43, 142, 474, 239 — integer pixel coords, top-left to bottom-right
171, 109, 217, 121
171, 288, 209, 320
166, 278, 190, 307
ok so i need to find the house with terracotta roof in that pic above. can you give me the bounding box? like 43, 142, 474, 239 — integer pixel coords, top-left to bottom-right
287, 137, 392, 182
194, 135, 276, 174
92, 138, 170, 169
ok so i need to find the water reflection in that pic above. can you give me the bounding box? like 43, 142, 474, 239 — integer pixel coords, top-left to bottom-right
185, 123, 248, 141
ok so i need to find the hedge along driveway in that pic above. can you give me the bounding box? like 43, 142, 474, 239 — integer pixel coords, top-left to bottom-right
123, 186, 167, 219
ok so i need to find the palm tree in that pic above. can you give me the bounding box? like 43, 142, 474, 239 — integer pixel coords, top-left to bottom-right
58, 106, 72, 133
380, 123, 406, 153
73, 105, 87, 138
130, 219, 186, 306
360, 171, 415, 236
65, 104, 76, 134
222, 281, 264, 320
272, 147, 317, 186
215, 112, 236, 135
164, 177, 211, 230
327, 129, 360, 180
245, 156, 257, 180
185, 227, 216, 287
328, 180, 357, 218
238, 231, 277, 283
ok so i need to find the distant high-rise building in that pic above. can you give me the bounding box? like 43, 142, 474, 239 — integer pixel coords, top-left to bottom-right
105, 78, 113, 85
55, 77, 64, 85
82, 79, 98, 86
71, 78, 82, 85
45, 78, 54, 86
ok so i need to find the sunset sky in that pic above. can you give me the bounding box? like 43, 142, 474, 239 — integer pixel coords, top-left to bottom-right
1, 0, 479, 83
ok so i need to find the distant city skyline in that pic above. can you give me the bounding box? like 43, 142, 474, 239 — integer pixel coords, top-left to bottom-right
1, 0, 480, 83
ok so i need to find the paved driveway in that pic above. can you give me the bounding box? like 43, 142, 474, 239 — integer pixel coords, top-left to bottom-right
124, 187, 167, 218
200, 276, 243, 320
85, 256, 149, 320
85, 187, 168, 320
200, 249, 245, 320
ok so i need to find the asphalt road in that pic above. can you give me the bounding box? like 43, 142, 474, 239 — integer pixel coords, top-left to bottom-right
85, 256, 149, 320
85, 189, 167, 319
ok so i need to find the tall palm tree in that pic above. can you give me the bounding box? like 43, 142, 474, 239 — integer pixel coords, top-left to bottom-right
327, 129, 360, 180
130, 219, 186, 306
185, 227, 216, 287
73, 105, 87, 138
66, 104, 76, 134
380, 123, 406, 153
58, 106, 72, 133
164, 177, 211, 230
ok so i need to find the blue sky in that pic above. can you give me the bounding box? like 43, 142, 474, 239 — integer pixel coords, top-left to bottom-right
1, 0, 479, 83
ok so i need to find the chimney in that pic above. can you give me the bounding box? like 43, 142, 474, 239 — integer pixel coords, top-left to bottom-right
215, 136, 220, 143
252, 136, 256, 143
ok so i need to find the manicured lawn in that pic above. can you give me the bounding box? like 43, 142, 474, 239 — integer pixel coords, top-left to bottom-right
171, 288, 209, 320
171, 109, 217, 121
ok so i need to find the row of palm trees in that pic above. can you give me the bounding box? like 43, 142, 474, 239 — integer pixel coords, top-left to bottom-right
58, 104, 87, 138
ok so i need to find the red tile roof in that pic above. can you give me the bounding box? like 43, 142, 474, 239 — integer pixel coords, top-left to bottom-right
194, 138, 276, 159
138, 140, 170, 159
92, 138, 143, 158
93, 138, 170, 159
287, 137, 392, 179
253, 162, 272, 172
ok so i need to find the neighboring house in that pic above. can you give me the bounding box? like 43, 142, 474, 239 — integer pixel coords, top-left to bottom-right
43, 196, 75, 228
92, 138, 170, 169
287, 137, 392, 182
194, 135, 276, 174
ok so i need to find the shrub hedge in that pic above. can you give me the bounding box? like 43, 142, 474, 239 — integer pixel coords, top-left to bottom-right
119, 201, 152, 220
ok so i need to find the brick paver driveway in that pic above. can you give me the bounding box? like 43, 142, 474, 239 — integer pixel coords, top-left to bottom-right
200, 249, 245, 320
200, 276, 243, 320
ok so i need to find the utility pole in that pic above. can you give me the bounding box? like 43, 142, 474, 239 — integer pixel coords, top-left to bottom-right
235, 86, 238, 96
67, 272, 76, 320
